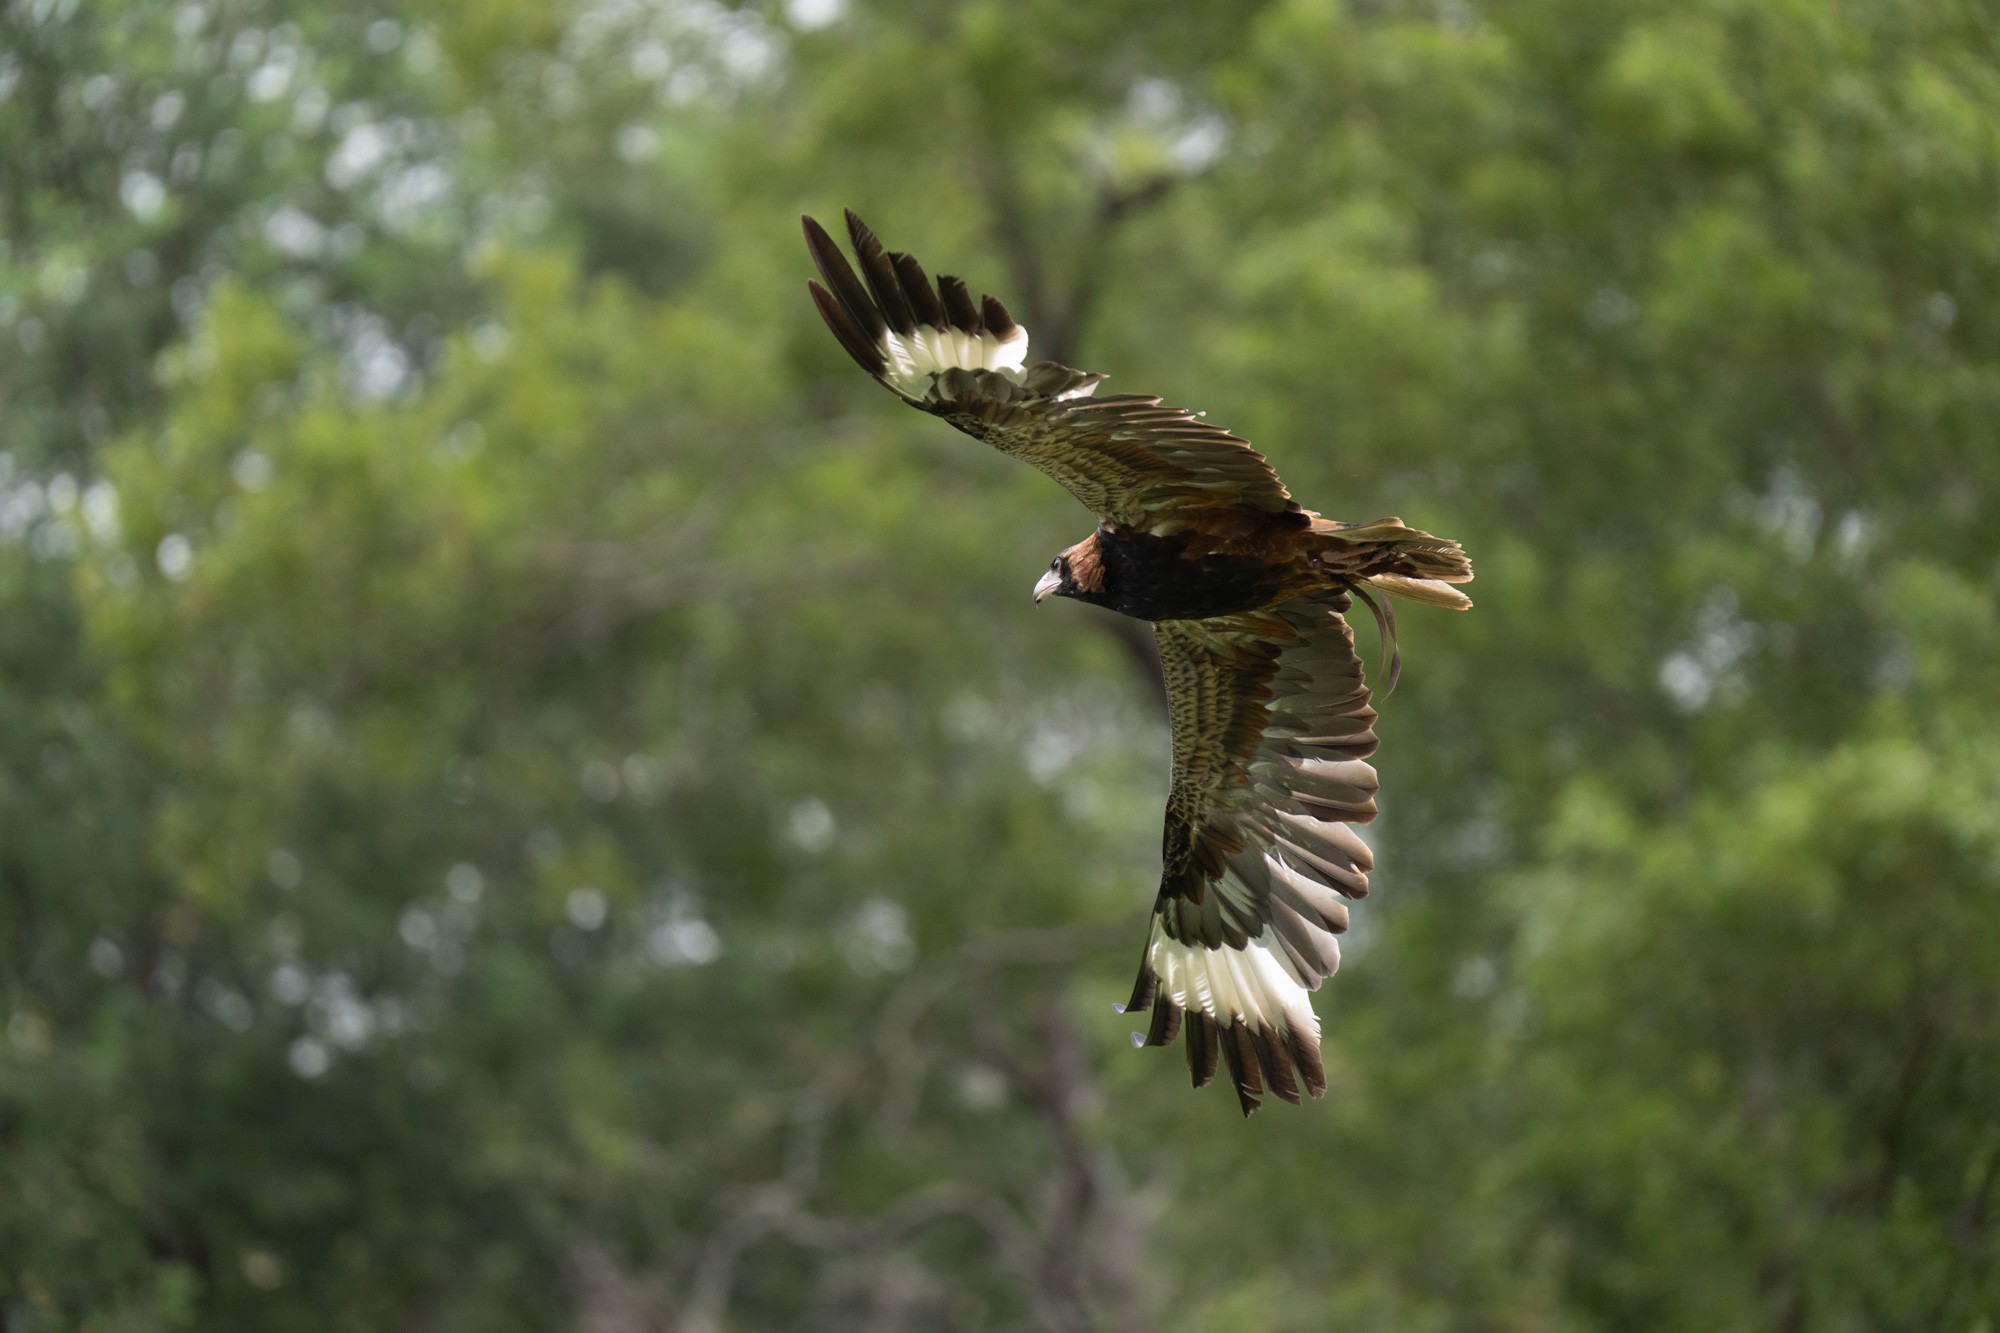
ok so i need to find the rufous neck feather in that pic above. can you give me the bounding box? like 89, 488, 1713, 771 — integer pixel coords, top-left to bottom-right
1065, 534, 1106, 593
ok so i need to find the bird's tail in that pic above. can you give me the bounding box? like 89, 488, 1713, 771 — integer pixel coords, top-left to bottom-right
1311, 516, 1474, 611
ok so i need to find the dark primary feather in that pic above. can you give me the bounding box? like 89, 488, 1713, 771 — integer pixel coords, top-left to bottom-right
851, 220, 917, 335
939, 275, 982, 333
1185, 1011, 1219, 1089
803, 215, 886, 344
893, 251, 948, 328
980, 294, 1018, 341
807, 280, 881, 375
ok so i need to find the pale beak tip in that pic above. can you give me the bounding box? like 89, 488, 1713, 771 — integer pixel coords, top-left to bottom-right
1032, 569, 1060, 605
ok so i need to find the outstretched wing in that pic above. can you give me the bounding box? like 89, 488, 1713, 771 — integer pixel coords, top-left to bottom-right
1123, 592, 1380, 1115
804, 211, 1307, 537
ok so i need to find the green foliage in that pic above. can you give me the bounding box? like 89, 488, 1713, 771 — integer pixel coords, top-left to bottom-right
4, 0, 1997, 1328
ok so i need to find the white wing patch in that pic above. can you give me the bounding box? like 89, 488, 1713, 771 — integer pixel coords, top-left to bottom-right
880, 322, 1029, 392
1143, 930, 1326, 1046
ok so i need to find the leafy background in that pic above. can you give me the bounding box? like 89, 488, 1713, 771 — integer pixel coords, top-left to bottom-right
3, 0, 1998, 1328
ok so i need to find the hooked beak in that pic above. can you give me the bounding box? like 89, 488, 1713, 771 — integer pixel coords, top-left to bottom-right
1033, 569, 1061, 605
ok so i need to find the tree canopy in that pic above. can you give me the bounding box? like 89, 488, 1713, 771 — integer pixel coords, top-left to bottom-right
4, 0, 1997, 1328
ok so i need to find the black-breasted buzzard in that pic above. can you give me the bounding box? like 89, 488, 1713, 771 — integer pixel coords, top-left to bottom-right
804, 211, 1473, 1114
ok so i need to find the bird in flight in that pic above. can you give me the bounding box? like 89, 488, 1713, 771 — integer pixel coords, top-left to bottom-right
803, 211, 1473, 1114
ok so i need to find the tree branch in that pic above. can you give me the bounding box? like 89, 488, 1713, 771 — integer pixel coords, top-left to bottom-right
666, 921, 1157, 1333
1923, 1131, 2000, 1332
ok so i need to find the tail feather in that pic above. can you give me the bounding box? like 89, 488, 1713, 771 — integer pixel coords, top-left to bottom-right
1365, 573, 1473, 611
1312, 515, 1475, 609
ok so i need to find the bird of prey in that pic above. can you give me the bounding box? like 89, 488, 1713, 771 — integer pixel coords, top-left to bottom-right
803, 211, 1473, 1114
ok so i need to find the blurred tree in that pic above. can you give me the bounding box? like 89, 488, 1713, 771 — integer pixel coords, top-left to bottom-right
3, 0, 1997, 1329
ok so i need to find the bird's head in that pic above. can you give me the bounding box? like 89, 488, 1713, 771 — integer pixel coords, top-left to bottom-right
1033, 532, 1108, 607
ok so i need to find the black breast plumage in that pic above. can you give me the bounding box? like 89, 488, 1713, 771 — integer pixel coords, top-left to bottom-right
1086, 526, 1298, 623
